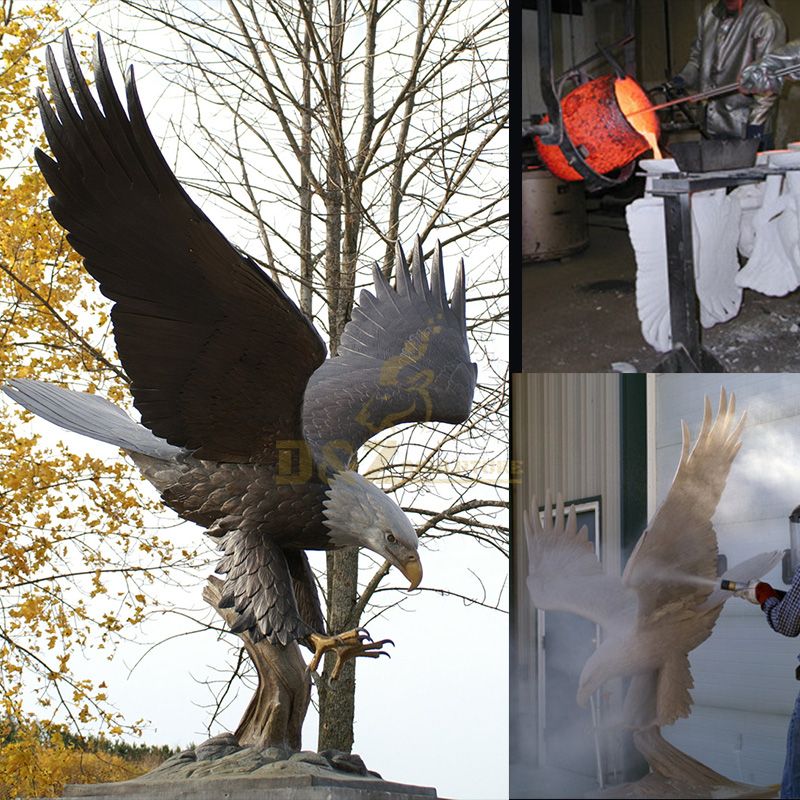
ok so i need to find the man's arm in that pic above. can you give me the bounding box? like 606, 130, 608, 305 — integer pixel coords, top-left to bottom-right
748, 14, 787, 126
763, 569, 800, 637
741, 40, 800, 94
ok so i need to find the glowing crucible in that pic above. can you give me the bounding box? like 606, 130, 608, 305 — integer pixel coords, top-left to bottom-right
536, 74, 661, 182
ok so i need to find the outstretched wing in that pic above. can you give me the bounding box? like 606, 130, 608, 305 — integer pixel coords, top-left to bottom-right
36, 33, 325, 462
623, 389, 745, 622
301, 239, 476, 471
525, 493, 636, 634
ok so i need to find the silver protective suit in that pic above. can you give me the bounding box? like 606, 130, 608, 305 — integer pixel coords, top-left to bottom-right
677, 0, 786, 138
741, 39, 800, 94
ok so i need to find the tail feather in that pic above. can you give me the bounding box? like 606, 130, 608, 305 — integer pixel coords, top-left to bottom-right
3, 378, 183, 461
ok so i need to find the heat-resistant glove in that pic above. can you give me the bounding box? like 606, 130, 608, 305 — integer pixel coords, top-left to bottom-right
741, 64, 784, 94
670, 74, 687, 92
756, 581, 780, 605
654, 75, 688, 97
740, 42, 800, 95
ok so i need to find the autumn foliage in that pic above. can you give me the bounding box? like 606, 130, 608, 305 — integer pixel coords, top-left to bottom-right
0, 0, 197, 765
0, 718, 172, 799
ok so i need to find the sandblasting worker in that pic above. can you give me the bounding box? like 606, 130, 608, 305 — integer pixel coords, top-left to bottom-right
754, 576, 800, 798
670, 0, 785, 148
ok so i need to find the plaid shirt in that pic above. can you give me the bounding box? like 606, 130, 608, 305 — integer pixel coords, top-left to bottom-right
764, 568, 800, 638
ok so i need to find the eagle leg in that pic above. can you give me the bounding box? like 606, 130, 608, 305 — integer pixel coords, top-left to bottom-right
307, 628, 394, 680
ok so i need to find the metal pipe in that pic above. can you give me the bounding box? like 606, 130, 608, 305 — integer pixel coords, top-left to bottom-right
557, 33, 635, 80
535, 0, 636, 190
568, 0, 576, 69
589, 693, 605, 789
538, 0, 561, 141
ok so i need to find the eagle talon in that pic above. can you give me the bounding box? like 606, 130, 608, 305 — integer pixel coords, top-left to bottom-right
308, 630, 394, 680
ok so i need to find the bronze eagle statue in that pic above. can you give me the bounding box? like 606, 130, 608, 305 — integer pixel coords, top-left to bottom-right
3, 33, 477, 678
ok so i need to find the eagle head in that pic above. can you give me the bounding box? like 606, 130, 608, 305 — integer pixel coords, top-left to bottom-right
323, 470, 422, 589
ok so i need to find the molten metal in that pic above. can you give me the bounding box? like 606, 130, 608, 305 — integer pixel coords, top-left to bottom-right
537, 74, 661, 182
615, 76, 662, 160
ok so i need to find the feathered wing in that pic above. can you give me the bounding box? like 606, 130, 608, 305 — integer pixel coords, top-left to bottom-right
285, 550, 326, 636
37, 33, 325, 462
624, 389, 745, 615
301, 239, 477, 471
525, 493, 637, 635
621, 389, 745, 725
2, 379, 183, 461
212, 528, 325, 645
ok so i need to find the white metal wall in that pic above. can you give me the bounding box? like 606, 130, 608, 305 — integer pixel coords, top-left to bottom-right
514, 372, 622, 573
653, 374, 800, 785
512, 373, 623, 778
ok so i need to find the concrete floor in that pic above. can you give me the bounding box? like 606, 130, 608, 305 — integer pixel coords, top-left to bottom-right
521, 221, 800, 373
511, 763, 601, 799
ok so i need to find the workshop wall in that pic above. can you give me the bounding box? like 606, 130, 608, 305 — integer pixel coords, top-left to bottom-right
653, 373, 800, 786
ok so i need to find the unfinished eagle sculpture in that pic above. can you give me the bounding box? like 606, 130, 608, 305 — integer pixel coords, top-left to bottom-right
525, 390, 782, 796
3, 30, 477, 724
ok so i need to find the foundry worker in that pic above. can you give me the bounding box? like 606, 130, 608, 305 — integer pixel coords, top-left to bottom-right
669, 0, 786, 149
754, 575, 800, 798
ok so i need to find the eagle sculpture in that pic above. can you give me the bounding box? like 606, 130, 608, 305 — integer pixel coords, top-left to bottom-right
526, 390, 780, 730
3, 33, 477, 679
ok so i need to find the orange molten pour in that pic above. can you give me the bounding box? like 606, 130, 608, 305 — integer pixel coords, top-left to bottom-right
614, 76, 662, 160
536, 75, 661, 181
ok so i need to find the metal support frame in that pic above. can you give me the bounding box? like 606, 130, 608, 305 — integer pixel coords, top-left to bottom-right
661, 193, 708, 370
650, 168, 777, 372
536, 0, 639, 191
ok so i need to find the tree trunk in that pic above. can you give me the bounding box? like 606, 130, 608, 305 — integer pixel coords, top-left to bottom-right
203, 576, 311, 750
299, 0, 313, 319
315, 0, 362, 753
317, 545, 359, 751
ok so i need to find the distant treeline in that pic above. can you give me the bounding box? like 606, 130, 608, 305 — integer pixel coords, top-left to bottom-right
0, 715, 180, 761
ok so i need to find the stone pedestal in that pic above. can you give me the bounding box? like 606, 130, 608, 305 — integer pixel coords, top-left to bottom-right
61, 770, 437, 800
58, 740, 439, 800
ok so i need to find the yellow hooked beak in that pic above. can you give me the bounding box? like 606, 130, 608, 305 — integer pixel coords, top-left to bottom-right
400, 554, 423, 590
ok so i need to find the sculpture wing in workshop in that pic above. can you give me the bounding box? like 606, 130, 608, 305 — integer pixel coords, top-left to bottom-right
618, 389, 746, 727
623, 390, 744, 617
525, 493, 637, 635
4, 32, 476, 682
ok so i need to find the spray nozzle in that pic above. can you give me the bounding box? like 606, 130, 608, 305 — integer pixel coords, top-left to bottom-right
719, 578, 760, 604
